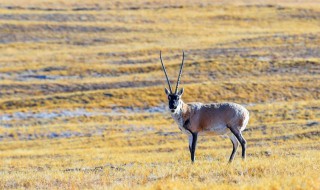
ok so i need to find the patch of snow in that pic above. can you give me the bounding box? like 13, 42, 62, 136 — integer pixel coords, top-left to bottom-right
0, 105, 167, 122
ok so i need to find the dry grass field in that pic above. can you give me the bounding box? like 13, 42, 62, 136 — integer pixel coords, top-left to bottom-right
0, 0, 319, 189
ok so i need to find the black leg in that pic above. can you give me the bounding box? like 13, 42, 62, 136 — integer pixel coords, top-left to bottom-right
240, 134, 247, 159
190, 132, 198, 163
228, 127, 247, 160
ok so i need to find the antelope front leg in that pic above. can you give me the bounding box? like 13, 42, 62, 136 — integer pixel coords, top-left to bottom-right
188, 132, 198, 163
188, 135, 192, 155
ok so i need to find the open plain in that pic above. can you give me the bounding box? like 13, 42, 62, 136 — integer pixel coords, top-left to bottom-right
0, 0, 319, 189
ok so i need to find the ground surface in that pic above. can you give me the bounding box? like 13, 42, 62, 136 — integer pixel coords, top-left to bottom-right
0, 0, 319, 189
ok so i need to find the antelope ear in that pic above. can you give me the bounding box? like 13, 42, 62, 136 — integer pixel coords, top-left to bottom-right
178, 88, 184, 96
165, 88, 170, 95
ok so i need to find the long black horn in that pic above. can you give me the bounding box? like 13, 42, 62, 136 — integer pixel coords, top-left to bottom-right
160, 51, 172, 93
175, 51, 185, 93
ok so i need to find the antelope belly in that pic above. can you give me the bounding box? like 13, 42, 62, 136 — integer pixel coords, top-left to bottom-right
203, 124, 227, 135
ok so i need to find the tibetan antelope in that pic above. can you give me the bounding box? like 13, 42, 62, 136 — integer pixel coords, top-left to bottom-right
159, 51, 249, 163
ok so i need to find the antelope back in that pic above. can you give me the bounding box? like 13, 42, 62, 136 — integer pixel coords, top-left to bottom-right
190, 103, 249, 132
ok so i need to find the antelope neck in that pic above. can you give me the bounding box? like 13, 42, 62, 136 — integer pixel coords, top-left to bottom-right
172, 100, 191, 123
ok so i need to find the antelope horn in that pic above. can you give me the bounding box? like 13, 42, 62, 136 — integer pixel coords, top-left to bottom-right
175, 51, 185, 93
160, 51, 173, 93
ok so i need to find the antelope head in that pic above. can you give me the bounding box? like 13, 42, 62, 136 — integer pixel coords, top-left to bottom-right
160, 51, 185, 113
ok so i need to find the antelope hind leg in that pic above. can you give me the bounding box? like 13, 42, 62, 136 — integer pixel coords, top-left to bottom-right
228, 133, 239, 163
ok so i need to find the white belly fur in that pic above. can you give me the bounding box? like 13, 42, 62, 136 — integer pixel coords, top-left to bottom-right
202, 123, 228, 135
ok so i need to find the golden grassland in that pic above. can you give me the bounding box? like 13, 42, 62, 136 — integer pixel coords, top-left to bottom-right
0, 0, 319, 189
